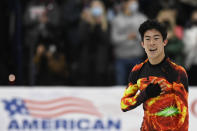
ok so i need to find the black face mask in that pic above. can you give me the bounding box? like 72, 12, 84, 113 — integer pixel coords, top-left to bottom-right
162, 20, 172, 30
191, 21, 197, 26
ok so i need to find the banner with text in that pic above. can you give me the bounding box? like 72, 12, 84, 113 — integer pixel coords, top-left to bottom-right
0, 87, 196, 131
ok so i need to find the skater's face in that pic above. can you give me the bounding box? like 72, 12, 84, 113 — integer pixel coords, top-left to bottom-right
141, 29, 167, 63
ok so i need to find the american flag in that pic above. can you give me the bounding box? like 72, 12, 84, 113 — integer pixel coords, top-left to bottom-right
2, 97, 102, 118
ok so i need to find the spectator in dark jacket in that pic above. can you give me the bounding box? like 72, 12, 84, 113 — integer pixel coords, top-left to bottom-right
77, 0, 113, 86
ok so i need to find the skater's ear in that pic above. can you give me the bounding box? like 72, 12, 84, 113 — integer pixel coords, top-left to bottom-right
141, 41, 145, 48
163, 39, 168, 46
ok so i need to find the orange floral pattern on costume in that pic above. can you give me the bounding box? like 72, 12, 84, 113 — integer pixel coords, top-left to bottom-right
139, 77, 188, 131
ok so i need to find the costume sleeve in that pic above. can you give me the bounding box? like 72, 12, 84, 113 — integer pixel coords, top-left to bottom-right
121, 70, 147, 112
172, 67, 189, 130
179, 66, 189, 92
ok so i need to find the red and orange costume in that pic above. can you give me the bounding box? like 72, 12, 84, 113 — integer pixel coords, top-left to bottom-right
121, 57, 188, 131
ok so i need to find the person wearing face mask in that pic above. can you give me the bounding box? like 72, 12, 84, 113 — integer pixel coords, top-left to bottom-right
91, 6, 103, 17
157, 9, 185, 67
111, 0, 147, 85
77, 0, 113, 86
128, 0, 139, 13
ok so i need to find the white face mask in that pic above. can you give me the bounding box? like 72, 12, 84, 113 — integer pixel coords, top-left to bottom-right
91, 7, 103, 17
129, 1, 139, 13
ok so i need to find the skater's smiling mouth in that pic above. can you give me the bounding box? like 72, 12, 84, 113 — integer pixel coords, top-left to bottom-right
149, 48, 157, 52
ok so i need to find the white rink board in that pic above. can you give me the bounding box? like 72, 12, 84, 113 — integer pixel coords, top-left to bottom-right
0, 86, 196, 131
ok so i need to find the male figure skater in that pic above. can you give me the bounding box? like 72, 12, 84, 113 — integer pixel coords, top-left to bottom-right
121, 20, 188, 131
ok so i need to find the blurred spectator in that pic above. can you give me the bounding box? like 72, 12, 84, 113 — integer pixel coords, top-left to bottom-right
157, 9, 185, 66
111, 0, 147, 85
157, 5, 184, 39
23, 0, 67, 85
33, 44, 68, 85
139, 0, 187, 33
183, 9, 197, 85
59, 0, 91, 85
77, 0, 113, 86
